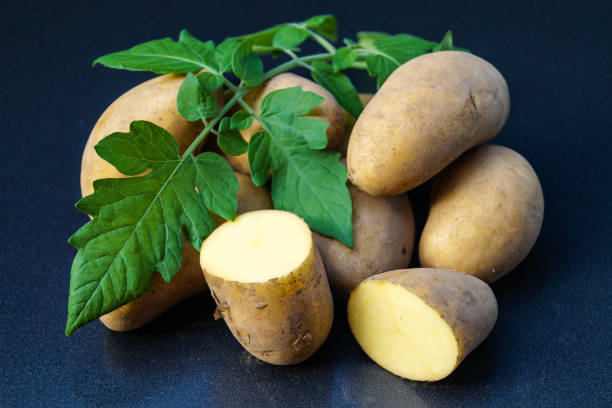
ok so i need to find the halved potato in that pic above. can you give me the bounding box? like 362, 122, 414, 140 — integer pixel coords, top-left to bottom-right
348, 268, 498, 381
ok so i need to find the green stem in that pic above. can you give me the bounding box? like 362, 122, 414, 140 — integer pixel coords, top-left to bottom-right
263, 53, 332, 80
298, 25, 337, 53
182, 90, 246, 157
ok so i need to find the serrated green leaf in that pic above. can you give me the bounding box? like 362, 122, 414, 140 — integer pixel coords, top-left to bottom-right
304, 15, 338, 41
260, 86, 324, 117
272, 25, 308, 50
192, 152, 240, 221
357, 31, 390, 48
248, 132, 273, 186
178, 30, 218, 70
232, 25, 283, 47
176, 72, 218, 121
93, 121, 178, 177
215, 39, 240, 72
94, 35, 216, 74
310, 61, 363, 118
197, 71, 223, 93
333, 47, 357, 72
374, 34, 436, 57
230, 110, 253, 130
232, 39, 264, 87
218, 117, 249, 156
249, 87, 353, 246
365, 55, 398, 89
271, 150, 352, 247
66, 121, 239, 335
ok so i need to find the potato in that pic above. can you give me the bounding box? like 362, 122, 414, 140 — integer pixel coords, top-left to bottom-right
200, 210, 334, 365
79, 75, 271, 330
348, 268, 498, 381
313, 182, 414, 298
80, 74, 206, 197
347, 51, 510, 196
419, 144, 544, 282
337, 93, 374, 157
225, 73, 345, 174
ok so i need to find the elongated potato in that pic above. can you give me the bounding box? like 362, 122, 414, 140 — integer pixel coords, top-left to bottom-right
200, 210, 333, 365
337, 93, 374, 157
348, 268, 498, 381
347, 51, 510, 195
99, 173, 273, 331
419, 145, 544, 282
80, 74, 206, 197
225, 73, 344, 174
313, 182, 414, 297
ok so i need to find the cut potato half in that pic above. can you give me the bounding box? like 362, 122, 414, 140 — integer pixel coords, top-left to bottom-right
200, 210, 334, 365
348, 268, 497, 381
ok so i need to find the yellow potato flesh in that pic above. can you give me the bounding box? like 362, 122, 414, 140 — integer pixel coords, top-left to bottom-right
348, 281, 458, 381
200, 210, 311, 283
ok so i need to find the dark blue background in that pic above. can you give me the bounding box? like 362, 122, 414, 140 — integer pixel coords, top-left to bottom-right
1, 0, 611, 406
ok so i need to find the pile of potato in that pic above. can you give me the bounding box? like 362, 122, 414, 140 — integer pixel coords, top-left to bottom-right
81, 51, 543, 381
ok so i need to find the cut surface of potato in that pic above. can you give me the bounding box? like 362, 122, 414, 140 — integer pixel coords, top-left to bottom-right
348, 281, 457, 381
201, 210, 312, 282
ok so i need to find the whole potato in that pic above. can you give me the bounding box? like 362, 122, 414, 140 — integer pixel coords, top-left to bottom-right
225, 73, 344, 174
313, 182, 414, 298
347, 51, 510, 196
80, 74, 207, 197
419, 144, 544, 283
79, 75, 270, 330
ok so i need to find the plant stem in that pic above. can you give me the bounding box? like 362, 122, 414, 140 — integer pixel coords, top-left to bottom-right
182, 90, 246, 158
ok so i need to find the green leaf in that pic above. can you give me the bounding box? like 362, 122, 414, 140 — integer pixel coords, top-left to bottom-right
218, 117, 248, 156
232, 39, 264, 87
94, 34, 216, 74
248, 132, 273, 186
310, 61, 363, 118
215, 39, 240, 73
260, 86, 324, 117
271, 150, 352, 247
304, 15, 338, 41
178, 29, 218, 70
249, 87, 353, 246
66, 121, 239, 335
230, 110, 253, 130
431, 30, 470, 52
272, 25, 308, 50
365, 55, 397, 89
176, 72, 218, 121
197, 71, 224, 93
92, 121, 178, 176
356, 31, 390, 48
232, 25, 283, 47
333, 47, 357, 72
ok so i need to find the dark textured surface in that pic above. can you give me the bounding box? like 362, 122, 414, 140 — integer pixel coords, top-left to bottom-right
1, 0, 611, 406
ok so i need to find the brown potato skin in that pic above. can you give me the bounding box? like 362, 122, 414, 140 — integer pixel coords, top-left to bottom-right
225, 73, 345, 174
99, 173, 273, 331
313, 183, 414, 298
203, 245, 333, 365
337, 93, 374, 157
347, 51, 510, 196
80, 74, 205, 197
419, 145, 544, 282
359, 268, 498, 370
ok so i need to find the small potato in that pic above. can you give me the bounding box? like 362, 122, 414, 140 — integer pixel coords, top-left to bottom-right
225, 73, 345, 174
313, 182, 414, 298
419, 144, 544, 282
80, 74, 206, 197
337, 93, 374, 157
347, 51, 510, 195
201, 210, 334, 365
348, 268, 498, 381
